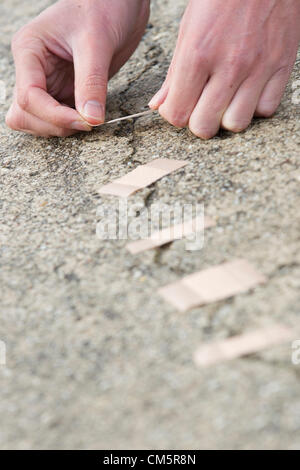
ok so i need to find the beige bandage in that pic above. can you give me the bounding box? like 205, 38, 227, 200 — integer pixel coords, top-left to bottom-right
159, 259, 266, 312
99, 158, 188, 197
126, 216, 215, 254
193, 324, 295, 367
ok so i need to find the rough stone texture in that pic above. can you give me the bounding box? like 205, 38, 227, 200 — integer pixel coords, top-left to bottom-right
0, 0, 300, 450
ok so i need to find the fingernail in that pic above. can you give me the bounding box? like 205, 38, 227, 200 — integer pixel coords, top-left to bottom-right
148, 95, 160, 109
148, 89, 164, 109
71, 121, 92, 131
82, 100, 104, 122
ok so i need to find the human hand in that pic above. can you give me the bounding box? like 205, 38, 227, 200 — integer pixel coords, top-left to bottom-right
6, 0, 150, 137
149, 0, 300, 139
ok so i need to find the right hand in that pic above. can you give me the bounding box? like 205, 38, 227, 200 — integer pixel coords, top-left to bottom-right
149, 0, 300, 139
6, 0, 150, 137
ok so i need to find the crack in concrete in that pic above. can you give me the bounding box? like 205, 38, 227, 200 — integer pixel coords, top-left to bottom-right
116, 42, 163, 162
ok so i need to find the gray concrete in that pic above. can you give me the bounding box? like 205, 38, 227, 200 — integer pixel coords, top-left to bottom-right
1, 0, 300, 450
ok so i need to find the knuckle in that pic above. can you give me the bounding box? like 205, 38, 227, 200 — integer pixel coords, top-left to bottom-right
50, 110, 62, 128
177, 34, 210, 69
268, 51, 290, 71
234, 54, 252, 71
275, 63, 291, 78
17, 87, 31, 111
224, 55, 252, 80
83, 73, 107, 92
224, 47, 259, 76
187, 47, 209, 70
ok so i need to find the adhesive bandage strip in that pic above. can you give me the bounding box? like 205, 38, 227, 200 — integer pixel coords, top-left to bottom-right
126, 216, 216, 254
193, 324, 295, 367
158, 259, 266, 312
99, 158, 188, 198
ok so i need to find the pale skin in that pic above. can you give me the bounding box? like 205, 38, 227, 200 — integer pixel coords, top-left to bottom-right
6, 0, 300, 139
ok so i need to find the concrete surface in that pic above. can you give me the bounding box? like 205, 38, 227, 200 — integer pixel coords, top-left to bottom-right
1, 0, 300, 450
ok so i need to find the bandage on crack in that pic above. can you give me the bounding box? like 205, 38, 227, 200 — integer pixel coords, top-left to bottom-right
99, 158, 188, 198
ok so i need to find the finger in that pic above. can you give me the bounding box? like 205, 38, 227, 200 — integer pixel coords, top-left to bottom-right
6, 102, 77, 137
13, 46, 89, 132
148, 56, 177, 110
148, 38, 181, 110
255, 65, 292, 117
158, 46, 209, 128
222, 72, 270, 132
73, 32, 114, 126
189, 68, 247, 139
148, 79, 170, 110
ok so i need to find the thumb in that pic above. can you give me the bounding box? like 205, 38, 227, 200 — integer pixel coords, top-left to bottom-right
73, 34, 114, 125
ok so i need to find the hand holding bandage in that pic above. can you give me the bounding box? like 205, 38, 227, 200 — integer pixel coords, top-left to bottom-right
6, 0, 150, 137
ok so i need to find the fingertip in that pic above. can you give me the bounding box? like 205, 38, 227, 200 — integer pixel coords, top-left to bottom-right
79, 100, 105, 125
254, 103, 277, 118
221, 115, 251, 133
148, 95, 160, 110
188, 123, 218, 140
70, 121, 93, 132
148, 86, 168, 110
